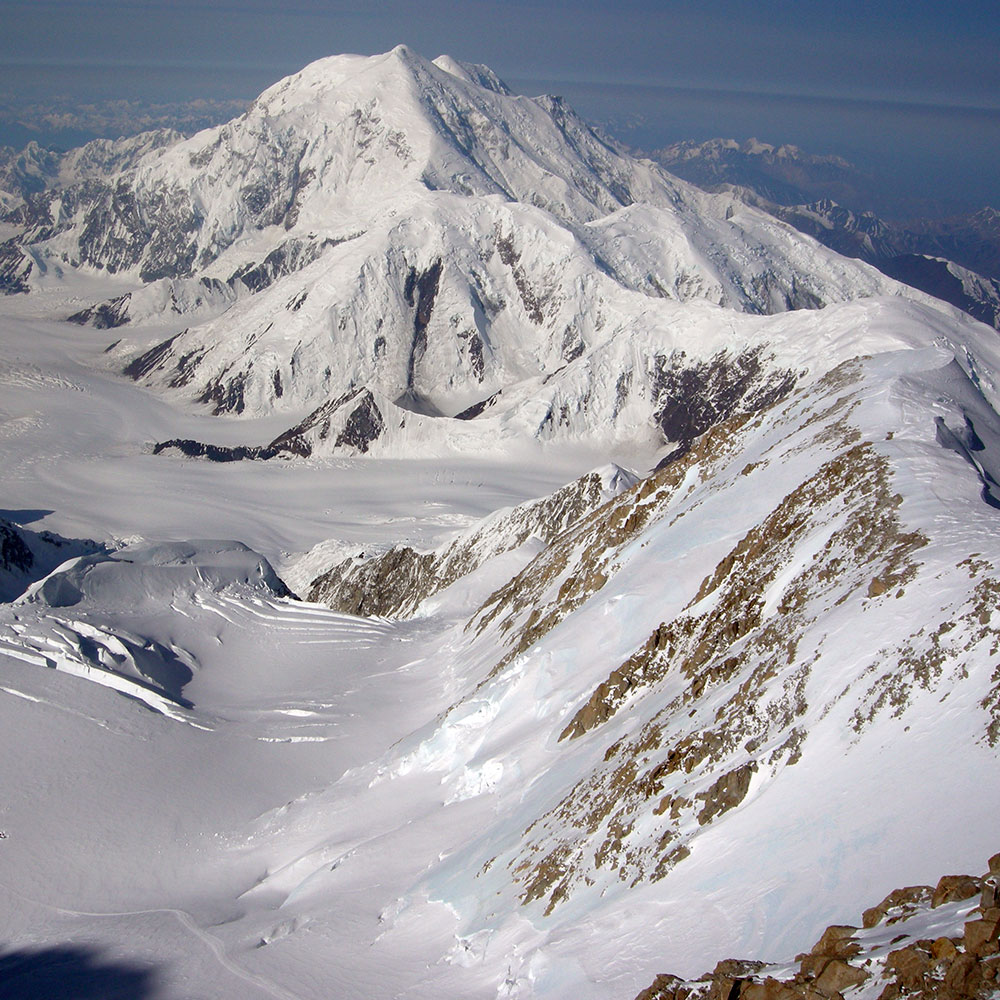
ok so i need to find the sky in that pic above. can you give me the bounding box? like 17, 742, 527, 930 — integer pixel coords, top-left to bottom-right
1, 0, 998, 214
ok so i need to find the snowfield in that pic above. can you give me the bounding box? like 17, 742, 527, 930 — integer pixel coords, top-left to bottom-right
2, 48, 1000, 1000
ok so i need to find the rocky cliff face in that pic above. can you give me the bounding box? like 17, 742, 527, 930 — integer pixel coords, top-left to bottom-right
0, 518, 103, 602
305, 464, 638, 616
276, 327, 1000, 968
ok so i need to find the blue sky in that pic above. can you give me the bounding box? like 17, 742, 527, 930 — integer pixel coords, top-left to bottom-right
1, 0, 998, 213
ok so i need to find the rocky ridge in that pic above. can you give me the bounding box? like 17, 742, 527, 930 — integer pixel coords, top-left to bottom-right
635, 852, 1000, 1000
304, 463, 638, 617
277, 321, 1000, 969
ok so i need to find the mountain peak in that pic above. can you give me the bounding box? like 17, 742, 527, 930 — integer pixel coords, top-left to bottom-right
432, 54, 512, 94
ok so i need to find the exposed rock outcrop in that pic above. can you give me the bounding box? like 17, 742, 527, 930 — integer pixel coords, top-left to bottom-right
306, 464, 638, 616
0, 518, 104, 603
634, 853, 1000, 1000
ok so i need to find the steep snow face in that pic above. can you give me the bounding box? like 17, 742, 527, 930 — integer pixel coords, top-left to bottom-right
5, 293, 1000, 999
103, 190, 921, 451
0, 518, 104, 602
140, 294, 1000, 465
7, 45, 662, 284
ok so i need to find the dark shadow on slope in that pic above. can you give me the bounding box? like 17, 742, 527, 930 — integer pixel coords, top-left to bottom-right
880, 254, 1000, 330
0, 945, 159, 1000
935, 415, 1000, 510
652, 347, 798, 469
153, 385, 387, 461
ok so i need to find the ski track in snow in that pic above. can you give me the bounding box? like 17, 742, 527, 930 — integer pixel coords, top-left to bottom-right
0, 879, 299, 1000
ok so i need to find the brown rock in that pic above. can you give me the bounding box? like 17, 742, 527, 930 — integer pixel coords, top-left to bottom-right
712, 960, 768, 979
814, 959, 866, 996
964, 916, 1000, 958
885, 947, 931, 991
798, 989, 828, 1000
706, 978, 741, 1000
932, 937, 960, 961
634, 973, 685, 1000
988, 852, 1000, 876
696, 763, 757, 825
740, 978, 800, 1000
933, 875, 982, 908
981, 878, 1000, 910
944, 953, 983, 994
862, 886, 934, 928
799, 955, 830, 979
799, 985, 827, 1000
810, 925, 861, 959
985, 955, 1000, 974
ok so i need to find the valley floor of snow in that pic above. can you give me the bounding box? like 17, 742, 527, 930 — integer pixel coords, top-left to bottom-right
0, 287, 659, 999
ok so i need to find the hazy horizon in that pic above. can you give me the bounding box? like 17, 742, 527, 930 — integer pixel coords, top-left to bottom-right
1, 0, 997, 216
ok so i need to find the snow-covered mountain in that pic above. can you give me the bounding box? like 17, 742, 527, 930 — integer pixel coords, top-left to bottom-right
645, 139, 1000, 331
0, 130, 183, 208
2, 46, 936, 459
649, 137, 869, 209
2, 46, 1000, 1000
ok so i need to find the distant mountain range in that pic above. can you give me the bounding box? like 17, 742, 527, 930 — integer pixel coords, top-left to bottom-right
647, 138, 1000, 329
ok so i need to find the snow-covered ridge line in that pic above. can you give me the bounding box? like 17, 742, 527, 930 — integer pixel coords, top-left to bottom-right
250, 341, 1000, 988
3, 45, 962, 461
0, 517, 104, 603
303, 462, 638, 616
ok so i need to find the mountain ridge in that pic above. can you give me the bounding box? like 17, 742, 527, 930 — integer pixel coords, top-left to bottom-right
2, 48, 969, 463
645, 137, 1000, 330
